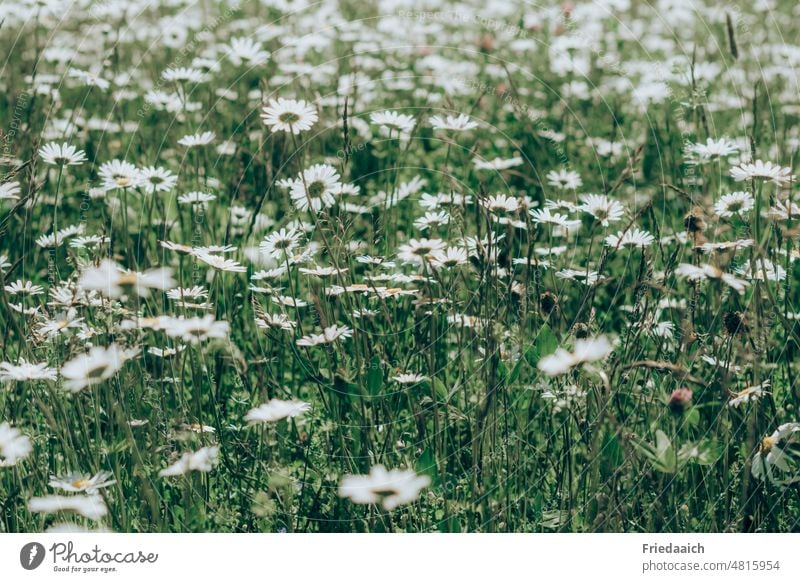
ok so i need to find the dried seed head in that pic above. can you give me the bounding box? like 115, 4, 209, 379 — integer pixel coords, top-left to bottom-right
572, 322, 591, 338
723, 310, 748, 335
684, 207, 706, 234
539, 292, 558, 315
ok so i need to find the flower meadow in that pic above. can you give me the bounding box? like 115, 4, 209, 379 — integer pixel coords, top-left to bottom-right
1, 0, 800, 534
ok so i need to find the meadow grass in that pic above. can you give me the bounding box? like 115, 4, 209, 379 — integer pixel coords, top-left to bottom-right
1, 0, 800, 533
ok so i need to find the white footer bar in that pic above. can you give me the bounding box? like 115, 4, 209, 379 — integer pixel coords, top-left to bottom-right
1, 534, 797, 581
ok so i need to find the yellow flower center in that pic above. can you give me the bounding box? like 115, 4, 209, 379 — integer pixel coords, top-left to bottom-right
71, 478, 90, 489
761, 436, 776, 453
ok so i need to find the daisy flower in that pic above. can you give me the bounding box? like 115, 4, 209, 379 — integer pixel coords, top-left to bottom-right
255, 312, 296, 331
245, 399, 311, 424
0, 181, 21, 200
78, 259, 175, 298
751, 423, 800, 482
261, 98, 318, 134
728, 381, 770, 408
159, 446, 219, 477
370, 110, 416, 134
530, 208, 581, 230
178, 191, 216, 205
178, 131, 215, 147
730, 160, 794, 186
0, 421, 32, 467
397, 238, 447, 268
714, 191, 754, 218
735, 259, 786, 281
538, 336, 613, 376
0, 359, 57, 382
431, 246, 469, 268
429, 113, 478, 132
70, 235, 110, 249
289, 164, 341, 212
768, 198, 800, 221
60, 344, 130, 393
296, 324, 353, 347
482, 194, 520, 214
164, 315, 230, 344
604, 228, 655, 249
161, 67, 208, 83
260, 228, 303, 259
392, 373, 428, 384
674, 263, 749, 294
97, 159, 141, 191
37, 312, 86, 338
697, 239, 753, 253
38, 142, 87, 166
194, 251, 247, 272
579, 194, 625, 226
4, 280, 44, 296
28, 495, 107, 520
167, 285, 208, 300
546, 168, 583, 190
473, 156, 523, 170
339, 465, 431, 511
688, 137, 738, 160
49, 471, 116, 493
139, 166, 178, 193
272, 295, 308, 308
226, 37, 270, 66
415, 210, 451, 230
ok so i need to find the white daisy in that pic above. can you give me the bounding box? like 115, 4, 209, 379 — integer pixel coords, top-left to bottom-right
370, 110, 416, 134
289, 164, 341, 212
60, 344, 130, 393
730, 160, 793, 186
579, 194, 625, 226
0, 359, 57, 382
604, 228, 655, 249
538, 336, 613, 376
245, 399, 311, 424
261, 98, 318, 134
49, 471, 116, 493
38, 142, 87, 166
339, 465, 431, 511
178, 131, 215, 147
159, 446, 219, 477
28, 494, 107, 520
714, 191, 754, 218
0, 421, 32, 467
429, 113, 478, 132
78, 260, 175, 298
688, 137, 738, 160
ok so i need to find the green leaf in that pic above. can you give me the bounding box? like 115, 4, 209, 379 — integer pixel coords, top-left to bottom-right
524, 345, 540, 367
599, 429, 623, 480
507, 358, 525, 384
437, 515, 462, 533
536, 324, 558, 357
655, 430, 677, 473
367, 355, 383, 396
679, 439, 723, 466
631, 430, 677, 473
525, 324, 559, 367
684, 407, 700, 428
433, 378, 450, 403
416, 448, 439, 484
497, 359, 509, 382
